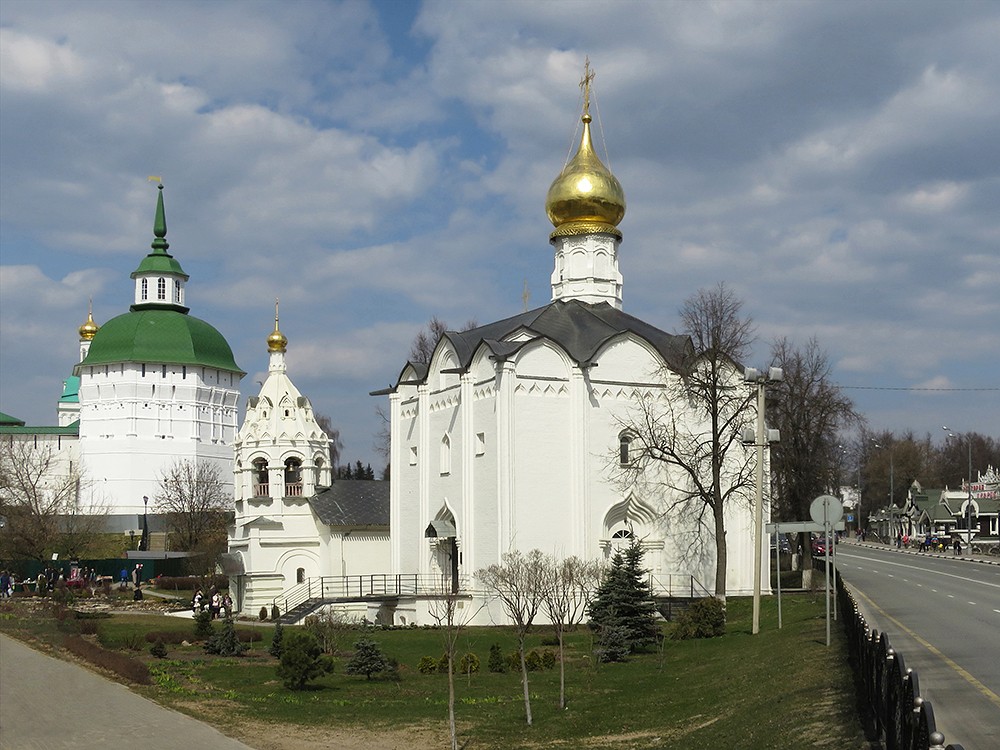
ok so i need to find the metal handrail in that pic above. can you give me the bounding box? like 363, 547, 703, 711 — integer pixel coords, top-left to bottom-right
271, 573, 474, 618
646, 573, 713, 599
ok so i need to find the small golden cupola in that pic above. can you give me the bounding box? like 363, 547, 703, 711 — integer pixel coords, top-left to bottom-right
78, 306, 100, 341
545, 60, 626, 240
267, 299, 288, 353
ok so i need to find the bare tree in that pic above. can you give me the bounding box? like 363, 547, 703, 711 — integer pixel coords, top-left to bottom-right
541, 555, 602, 710
428, 583, 485, 750
476, 549, 549, 726
154, 459, 230, 566
767, 337, 859, 584
617, 283, 757, 600
314, 412, 343, 471
409, 316, 449, 365
0, 436, 105, 560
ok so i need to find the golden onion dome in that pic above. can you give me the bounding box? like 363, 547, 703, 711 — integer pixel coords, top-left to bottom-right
267, 300, 287, 353
545, 111, 625, 239
78, 310, 100, 340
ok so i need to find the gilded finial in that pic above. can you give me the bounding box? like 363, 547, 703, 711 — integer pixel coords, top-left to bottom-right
579, 56, 595, 121
267, 297, 288, 352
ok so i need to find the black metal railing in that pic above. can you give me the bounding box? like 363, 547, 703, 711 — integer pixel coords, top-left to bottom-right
271, 573, 472, 619
838, 576, 965, 750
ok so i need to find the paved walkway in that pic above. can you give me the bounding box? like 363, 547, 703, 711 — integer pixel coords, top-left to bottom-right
0, 633, 254, 750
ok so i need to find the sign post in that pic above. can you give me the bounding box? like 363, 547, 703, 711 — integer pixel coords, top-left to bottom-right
766, 520, 845, 630
810, 495, 844, 647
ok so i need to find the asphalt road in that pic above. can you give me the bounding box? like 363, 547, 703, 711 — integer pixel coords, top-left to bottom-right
836, 542, 1000, 749
0, 633, 254, 750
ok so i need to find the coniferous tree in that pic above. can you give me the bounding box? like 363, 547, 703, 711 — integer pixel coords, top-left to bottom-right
204, 616, 247, 656
588, 540, 659, 655
269, 621, 284, 658
345, 637, 390, 680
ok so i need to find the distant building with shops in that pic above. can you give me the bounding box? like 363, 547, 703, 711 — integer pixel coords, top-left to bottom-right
869, 468, 999, 545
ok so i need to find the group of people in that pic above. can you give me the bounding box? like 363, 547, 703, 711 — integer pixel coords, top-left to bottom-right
192, 587, 232, 619
0, 570, 14, 598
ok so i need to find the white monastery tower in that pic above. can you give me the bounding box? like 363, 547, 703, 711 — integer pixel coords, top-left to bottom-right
76, 184, 243, 519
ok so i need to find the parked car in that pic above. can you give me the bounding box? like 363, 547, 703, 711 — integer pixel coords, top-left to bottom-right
811, 534, 838, 556
770, 534, 791, 555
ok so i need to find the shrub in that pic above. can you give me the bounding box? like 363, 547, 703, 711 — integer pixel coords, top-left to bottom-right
121, 631, 144, 652
437, 652, 452, 674
238, 628, 263, 644
345, 638, 390, 680
541, 649, 557, 670
63, 635, 150, 685
150, 639, 168, 659
524, 650, 543, 672
276, 630, 334, 690
259, 606, 269, 622
506, 650, 521, 672
152, 574, 228, 592
459, 652, 480, 675
204, 617, 247, 657
488, 643, 507, 673
417, 656, 437, 674
271, 604, 280, 621
671, 597, 726, 641
269, 621, 285, 658
193, 610, 214, 640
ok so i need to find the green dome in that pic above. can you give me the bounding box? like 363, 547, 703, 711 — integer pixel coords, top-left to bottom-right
81, 309, 243, 373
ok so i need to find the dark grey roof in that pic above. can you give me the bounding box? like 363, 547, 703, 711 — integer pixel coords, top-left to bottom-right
308, 481, 390, 527
394, 300, 693, 387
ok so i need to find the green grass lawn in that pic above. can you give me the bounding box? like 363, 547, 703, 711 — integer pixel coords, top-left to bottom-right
1, 593, 868, 749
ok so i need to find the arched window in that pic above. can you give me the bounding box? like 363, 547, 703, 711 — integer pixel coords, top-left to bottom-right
440, 434, 451, 475
252, 458, 269, 497
174, 279, 182, 303
157, 277, 166, 300
141, 278, 148, 300
314, 457, 325, 488
296, 567, 305, 584
612, 528, 634, 539
284, 457, 303, 496
619, 432, 634, 465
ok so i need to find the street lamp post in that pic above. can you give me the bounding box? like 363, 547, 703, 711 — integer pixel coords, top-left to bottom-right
943, 427, 974, 544
743, 366, 782, 635
872, 440, 897, 536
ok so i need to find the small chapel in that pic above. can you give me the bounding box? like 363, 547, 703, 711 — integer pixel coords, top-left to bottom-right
381, 70, 763, 625
230, 69, 766, 625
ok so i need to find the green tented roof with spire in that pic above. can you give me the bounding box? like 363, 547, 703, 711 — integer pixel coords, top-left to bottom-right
130, 184, 188, 280
82, 184, 242, 375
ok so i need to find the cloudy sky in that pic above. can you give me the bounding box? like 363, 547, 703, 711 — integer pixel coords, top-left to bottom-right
1, 0, 997, 470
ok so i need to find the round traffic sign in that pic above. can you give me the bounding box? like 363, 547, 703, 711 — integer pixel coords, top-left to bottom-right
810, 495, 844, 526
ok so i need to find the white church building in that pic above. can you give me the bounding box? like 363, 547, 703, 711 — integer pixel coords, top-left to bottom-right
228, 76, 766, 626
226, 311, 389, 617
